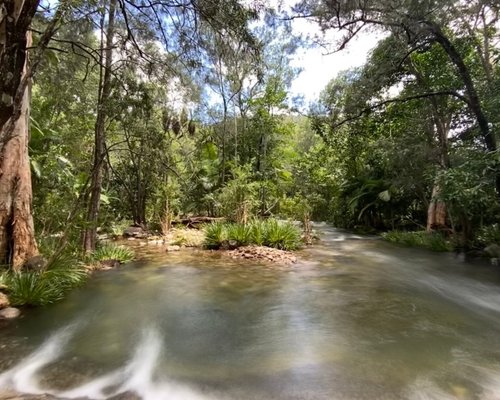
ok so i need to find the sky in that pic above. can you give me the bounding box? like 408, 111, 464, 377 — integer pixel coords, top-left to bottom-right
281, 4, 382, 105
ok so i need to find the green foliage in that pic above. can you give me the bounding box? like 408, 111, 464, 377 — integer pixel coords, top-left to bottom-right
474, 224, 500, 247
0, 271, 9, 290
262, 219, 302, 250
5, 256, 87, 307
216, 164, 259, 223
248, 219, 266, 245
106, 220, 134, 238
204, 222, 227, 249
203, 219, 302, 250
227, 223, 252, 246
7, 273, 63, 306
169, 228, 205, 247
382, 231, 453, 252
92, 244, 135, 263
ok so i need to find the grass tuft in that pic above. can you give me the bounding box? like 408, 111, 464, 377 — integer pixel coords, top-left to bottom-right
204, 222, 227, 249
5, 255, 87, 306
203, 219, 302, 251
382, 230, 452, 252
92, 244, 135, 263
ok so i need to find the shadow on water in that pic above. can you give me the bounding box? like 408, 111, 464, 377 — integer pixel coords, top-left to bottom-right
2, 223, 500, 399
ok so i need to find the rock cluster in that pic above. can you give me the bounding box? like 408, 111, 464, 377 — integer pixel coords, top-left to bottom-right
227, 246, 297, 264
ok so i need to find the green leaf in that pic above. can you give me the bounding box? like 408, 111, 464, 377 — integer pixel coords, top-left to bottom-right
378, 190, 391, 202
31, 159, 42, 178
100, 193, 110, 205
56, 155, 73, 167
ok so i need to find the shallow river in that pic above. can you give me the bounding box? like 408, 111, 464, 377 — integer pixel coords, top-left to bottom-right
2, 224, 500, 399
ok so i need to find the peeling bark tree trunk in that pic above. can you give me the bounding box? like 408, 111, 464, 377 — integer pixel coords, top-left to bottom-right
0, 68, 38, 269
426, 185, 447, 231
82, 0, 117, 253
0, 0, 40, 269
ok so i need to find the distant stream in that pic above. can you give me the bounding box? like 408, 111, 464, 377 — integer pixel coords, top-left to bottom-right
2, 223, 500, 399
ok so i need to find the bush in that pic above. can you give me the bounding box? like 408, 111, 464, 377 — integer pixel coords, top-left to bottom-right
5, 256, 87, 306
92, 244, 135, 263
227, 223, 252, 246
262, 219, 302, 250
248, 220, 266, 246
475, 224, 500, 247
204, 222, 227, 249
170, 228, 205, 247
203, 219, 302, 251
382, 230, 452, 252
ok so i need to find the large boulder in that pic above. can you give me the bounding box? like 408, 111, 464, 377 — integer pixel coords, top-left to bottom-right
0, 307, 21, 319
22, 255, 47, 272
123, 226, 147, 238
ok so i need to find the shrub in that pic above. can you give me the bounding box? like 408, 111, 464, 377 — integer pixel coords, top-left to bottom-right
248, 220, 266, 246
203, 219, 302, 251
382, 230, 452, 252
92, 244, 134, 263
6, 255, 87, 306
475, 224, 500, 247
170, 228, 205, 247
263, 219, 302, 251
204, 222, 227, 249
227, 223, 252, 246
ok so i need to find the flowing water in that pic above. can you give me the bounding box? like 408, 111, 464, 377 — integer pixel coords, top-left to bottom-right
2, 224, 500, 399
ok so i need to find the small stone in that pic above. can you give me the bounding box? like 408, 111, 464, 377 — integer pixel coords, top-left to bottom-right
0, 307, 21, 319
0, 292, 9, 309
166, 245, 181, 252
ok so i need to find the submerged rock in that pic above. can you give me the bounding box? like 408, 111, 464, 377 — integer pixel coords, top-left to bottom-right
0, 292, 9, 309
0, 307, 21, 319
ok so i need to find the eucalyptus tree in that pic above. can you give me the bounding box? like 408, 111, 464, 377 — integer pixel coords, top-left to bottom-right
0, 0, 73, 268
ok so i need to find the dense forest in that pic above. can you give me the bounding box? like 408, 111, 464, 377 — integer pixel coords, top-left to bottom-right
1, 0, 500, 277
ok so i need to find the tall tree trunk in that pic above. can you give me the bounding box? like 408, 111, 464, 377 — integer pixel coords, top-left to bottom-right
426, 184, 447, 231
426, 96, 451, 232
0, 0, 40, 269
0, 62, 38, 269
83, 0, 117, 253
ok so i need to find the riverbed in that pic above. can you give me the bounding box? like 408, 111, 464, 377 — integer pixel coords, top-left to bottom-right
2, 223, 500, 399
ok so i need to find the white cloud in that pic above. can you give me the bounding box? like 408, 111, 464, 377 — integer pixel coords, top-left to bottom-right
288, 20, 382, 104
267, 0, 382, 104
